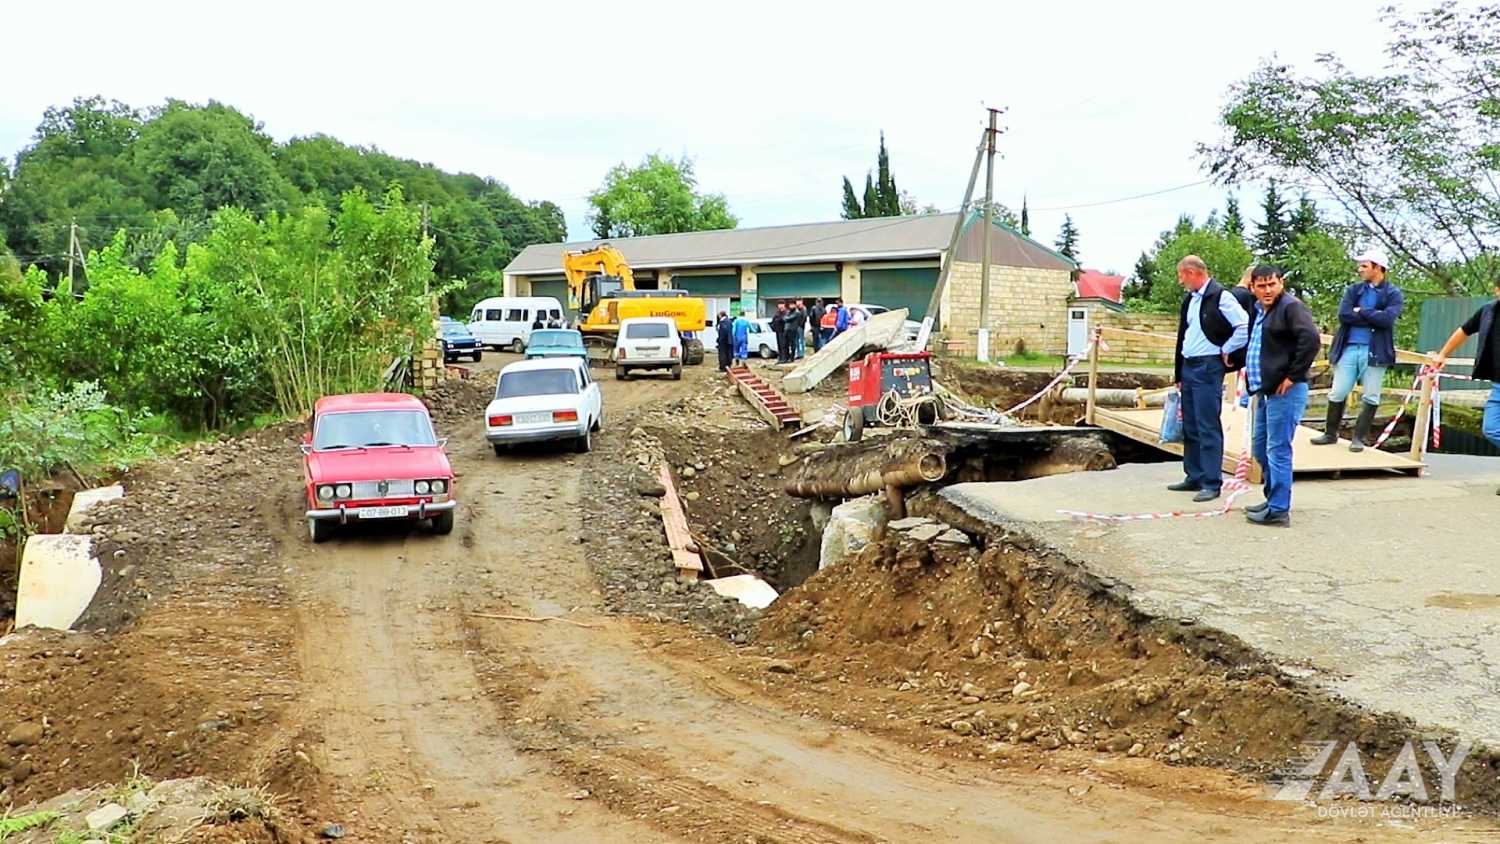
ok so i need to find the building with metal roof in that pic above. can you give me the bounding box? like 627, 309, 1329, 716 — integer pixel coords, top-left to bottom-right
503, 212, 1080, 355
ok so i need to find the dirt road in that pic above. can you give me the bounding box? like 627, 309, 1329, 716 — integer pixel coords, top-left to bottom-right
267, 358, 1492, 843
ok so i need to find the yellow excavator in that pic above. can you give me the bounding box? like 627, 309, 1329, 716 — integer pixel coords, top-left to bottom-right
561, 244, 707, 365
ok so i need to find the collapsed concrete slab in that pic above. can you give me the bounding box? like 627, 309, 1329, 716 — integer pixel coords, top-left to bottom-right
63, 484, 124, 532
819, 495, 886, 570
15, 534, 101, 631
707, 574, 779, 609
783, 308, 908, 394
937, 453, 1500, 750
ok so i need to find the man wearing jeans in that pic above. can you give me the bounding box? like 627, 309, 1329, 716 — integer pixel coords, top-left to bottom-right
1431, 278, 1500, 494
1170, 256, 1250, 502
1312, 249, 1404, 451
1244, 266, 1321, 526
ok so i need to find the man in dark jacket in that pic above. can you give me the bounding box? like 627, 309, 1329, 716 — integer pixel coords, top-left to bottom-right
1431, 278, 1500, 488
1244, 265, 1321, 527
1170, 255, 1249, 502
1312, 249, 1405, 451
786, 302, 807, 361
715, 311, 733, 372
771, 303, 789, 363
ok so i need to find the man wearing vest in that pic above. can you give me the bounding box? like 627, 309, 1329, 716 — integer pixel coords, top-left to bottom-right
1430, 277, 1500, 494
1311, 249, 1405, 451
1170, 255, 1250, 502
1244, 265, 1321, 526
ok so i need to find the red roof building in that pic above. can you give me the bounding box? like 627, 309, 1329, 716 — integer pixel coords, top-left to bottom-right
1074, 270, 1124, 303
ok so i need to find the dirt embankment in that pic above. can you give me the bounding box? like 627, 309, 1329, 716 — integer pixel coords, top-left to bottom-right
750, 524, 1500, 812
935, 358, 1171, 422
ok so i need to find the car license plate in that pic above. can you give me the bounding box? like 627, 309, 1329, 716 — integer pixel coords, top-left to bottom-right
358, 506, 408, 519
517, 411, 552, 425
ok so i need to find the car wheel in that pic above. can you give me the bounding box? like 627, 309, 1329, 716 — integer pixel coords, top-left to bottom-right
429, 510, 455, 535
473, 350, 483, 362
615, 366, 628, 380
672, 365, 683, 380
759, 344, 775, 359
308, 516, 334, 544
575, 428, 592, 453
511, 339, 525, 354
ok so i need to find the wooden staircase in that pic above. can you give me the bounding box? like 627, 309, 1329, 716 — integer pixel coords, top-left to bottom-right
727, 366, 800, 429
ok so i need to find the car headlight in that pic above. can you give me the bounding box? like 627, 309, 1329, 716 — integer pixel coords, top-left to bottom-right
415, 480, 430, 494
317, 485, 335, 502
335, 484, 352, 498
431, 479, 447, 494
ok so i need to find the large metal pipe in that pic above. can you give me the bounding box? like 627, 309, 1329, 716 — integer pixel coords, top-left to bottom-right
1056, 387, 1165, 408
785, 440, 950, 499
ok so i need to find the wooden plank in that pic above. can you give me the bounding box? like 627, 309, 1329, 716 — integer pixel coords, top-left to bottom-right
1094, 405, 1421, 476
657, 464, 703, 580
783, 308, 908, 394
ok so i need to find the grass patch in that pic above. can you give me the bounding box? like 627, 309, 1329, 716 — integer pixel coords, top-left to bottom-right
200, 784, 280, 825
0, 811, 58, 840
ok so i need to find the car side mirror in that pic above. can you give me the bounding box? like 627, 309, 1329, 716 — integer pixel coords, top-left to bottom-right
298, 443, 311, 455
438, 437, 449, 448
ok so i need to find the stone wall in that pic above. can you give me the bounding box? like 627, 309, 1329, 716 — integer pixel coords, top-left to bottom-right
1076, 303, 1177, 364
940, 261, 1074, 356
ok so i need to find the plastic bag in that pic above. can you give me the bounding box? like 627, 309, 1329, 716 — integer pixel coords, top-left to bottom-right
1159, 389, 1184, 444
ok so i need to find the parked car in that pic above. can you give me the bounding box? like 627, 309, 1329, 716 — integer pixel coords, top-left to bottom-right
524, 328, 589, 362
467, 296, 565, 352
302, 393, 456, 543
486, 358, 603, 455
614, 317, 682, 380
748, 319, 779, 358
440, 321, 483, 363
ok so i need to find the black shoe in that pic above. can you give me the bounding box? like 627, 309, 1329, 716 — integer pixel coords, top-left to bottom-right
1310, 400, 1345, 445
1247, 508, 1291, 527
1245, 500, 1270, 514
1349, 403, 1378, 452
1192, 489, 1221, 503
1167, 480, 1201, 492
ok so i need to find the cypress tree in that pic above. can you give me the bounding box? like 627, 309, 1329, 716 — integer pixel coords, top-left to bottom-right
862, 174, 880, 220
1020, 195, 1030, 236
841, 177, 864, 219
1055, 214, 1080, 261
1255, 180, 1292, 261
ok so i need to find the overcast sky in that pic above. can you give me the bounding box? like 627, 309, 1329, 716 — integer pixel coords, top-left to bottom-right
6, 0, 1400, 274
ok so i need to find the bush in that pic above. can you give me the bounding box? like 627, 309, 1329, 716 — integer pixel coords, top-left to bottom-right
0, 381, 151, 485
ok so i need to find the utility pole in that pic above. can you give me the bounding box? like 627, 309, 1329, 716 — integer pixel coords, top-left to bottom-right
421, 202, 430, 240
66, 220, 78, 298
977, 107, 999, 362
914, 129, 987, 352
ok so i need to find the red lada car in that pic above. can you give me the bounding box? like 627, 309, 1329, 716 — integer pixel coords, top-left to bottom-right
302, 393, 456, 542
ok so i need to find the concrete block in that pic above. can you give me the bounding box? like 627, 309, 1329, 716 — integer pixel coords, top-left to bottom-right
63, 484, 124, 532
15, 534, 100, 631
707, 574, 779, 609
821, 495, 887, 570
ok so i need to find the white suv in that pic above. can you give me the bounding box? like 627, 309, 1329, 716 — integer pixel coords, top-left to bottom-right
614, 317, 683, 381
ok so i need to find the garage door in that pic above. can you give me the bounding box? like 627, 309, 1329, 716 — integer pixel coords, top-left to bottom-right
860, 267, 939, 320
529, 279, 573, 319
673, 273, 740, 297
757, 270, 839, 302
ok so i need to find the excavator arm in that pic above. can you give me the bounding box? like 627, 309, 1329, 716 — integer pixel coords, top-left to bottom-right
561, 245, 636, 313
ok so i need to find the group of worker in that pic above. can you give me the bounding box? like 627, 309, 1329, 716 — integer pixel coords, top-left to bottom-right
1168, 249, 1500, 527
713, 298, 865, 372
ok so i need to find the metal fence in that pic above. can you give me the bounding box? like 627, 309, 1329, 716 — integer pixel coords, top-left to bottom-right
1417, 296, 1492, 391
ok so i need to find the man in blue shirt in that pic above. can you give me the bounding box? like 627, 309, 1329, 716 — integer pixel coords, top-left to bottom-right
1311, 249, 1404, 452
1244, 265, 1321, 526
1169, 255, 1249, 502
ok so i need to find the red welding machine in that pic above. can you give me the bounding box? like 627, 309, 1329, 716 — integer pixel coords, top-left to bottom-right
844, 351, 935, 441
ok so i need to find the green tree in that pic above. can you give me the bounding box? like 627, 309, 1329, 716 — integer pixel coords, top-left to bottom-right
132, 100, 290, 219
839, 177, 863, 219
1020, 196, 1030, 236
862, 175, 880, 220
1125, 251, 1156, 302
1054, 214, 1080, 261
1288, 196, 1319, 242
1223, 195, 1244, 239
1145, 221, 1255, 311
875, 132, 899, 215
587, 153, 736, 239
1282, 228, 1352, 326
1254, 180, 1291, 262
1202, 2, 1500, 294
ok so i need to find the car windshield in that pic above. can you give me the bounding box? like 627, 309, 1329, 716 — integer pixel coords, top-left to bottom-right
497, 369, 579, 398
625, 322, 672, 339
314, 410, 437, 450
530, 330, 583, 348
441, 324, 473, 338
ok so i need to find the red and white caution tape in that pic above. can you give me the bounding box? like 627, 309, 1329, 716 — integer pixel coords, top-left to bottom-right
1369, 367, 1474, 452
1059, 370, 1255, 522
1003, 331, 1105, 417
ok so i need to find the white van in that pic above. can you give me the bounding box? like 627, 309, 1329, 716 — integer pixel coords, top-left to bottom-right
468, 297, 565, 352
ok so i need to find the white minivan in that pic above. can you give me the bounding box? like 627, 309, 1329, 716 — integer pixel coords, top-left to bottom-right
614, 317, 683, 381
468, 297, 565, 352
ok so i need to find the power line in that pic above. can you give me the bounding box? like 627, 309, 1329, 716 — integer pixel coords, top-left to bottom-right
1030, 180, 1213, 212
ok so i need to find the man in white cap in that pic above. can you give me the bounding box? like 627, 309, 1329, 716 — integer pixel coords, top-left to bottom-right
1311, 248, 1404, 451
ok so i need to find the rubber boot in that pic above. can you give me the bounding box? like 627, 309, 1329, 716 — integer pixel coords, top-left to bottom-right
1349, 402, 1377, 452
1310, 400, 1345, 445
